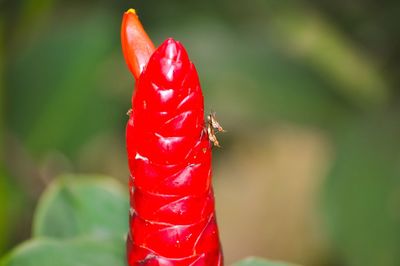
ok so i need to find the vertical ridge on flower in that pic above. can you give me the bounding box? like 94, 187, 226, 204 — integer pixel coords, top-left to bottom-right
122, 10, 223, 266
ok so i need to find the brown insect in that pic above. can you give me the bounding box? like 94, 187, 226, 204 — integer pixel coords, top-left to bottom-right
206, 111, 225, 147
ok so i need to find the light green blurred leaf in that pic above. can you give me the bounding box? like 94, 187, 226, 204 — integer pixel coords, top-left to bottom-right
0, 237, 125, 266
267, 7, 389, 109
233, 257, 298, 266
324, 114, 400, 266
33, 175, 128, 239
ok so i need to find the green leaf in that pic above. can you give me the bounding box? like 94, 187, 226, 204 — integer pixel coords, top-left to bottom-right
0, 237, 126, 266
268, 8, 389, 109
33, 175, 129, 239
323, 115, 400, 266
233, 257, 298, 266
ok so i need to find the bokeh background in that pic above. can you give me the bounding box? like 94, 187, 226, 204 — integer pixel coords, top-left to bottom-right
1, 0, 400, 265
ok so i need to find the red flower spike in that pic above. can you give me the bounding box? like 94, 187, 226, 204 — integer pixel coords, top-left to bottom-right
122, 9, 223, 266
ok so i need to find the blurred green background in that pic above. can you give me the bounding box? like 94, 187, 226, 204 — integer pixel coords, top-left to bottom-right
1, 0, 400, 265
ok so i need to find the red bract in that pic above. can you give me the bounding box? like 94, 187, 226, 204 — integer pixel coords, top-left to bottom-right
122, 9, 223, 266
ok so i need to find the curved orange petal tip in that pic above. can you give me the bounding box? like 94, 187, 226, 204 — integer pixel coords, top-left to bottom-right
126, 8, 136, 14
121, 8, 155, 80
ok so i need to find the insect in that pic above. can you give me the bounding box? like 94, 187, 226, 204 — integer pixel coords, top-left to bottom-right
207, 111, 225, 147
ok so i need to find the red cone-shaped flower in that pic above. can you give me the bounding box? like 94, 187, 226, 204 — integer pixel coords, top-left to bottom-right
123, 10, 223, 266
